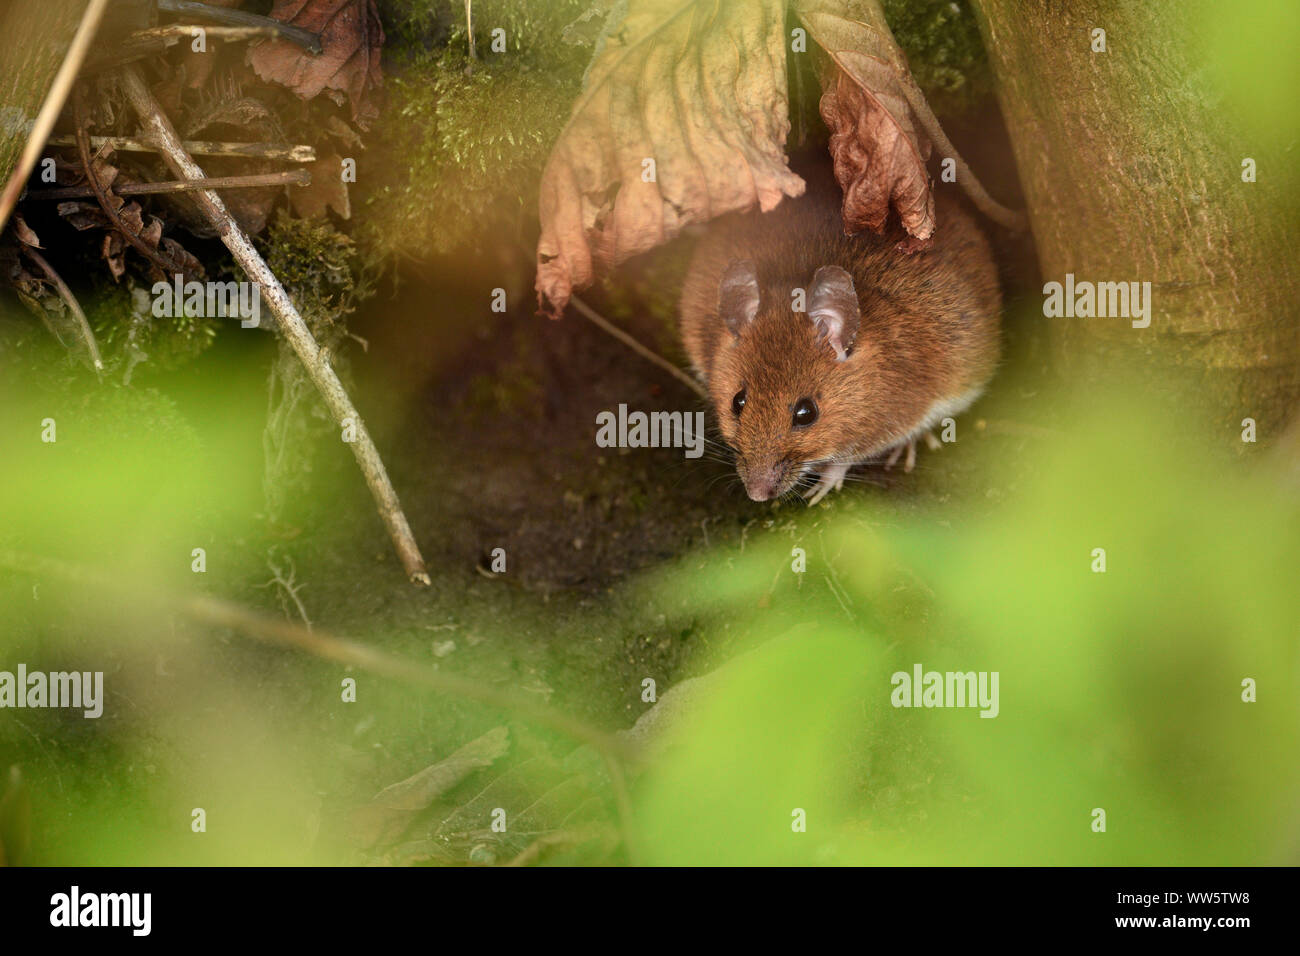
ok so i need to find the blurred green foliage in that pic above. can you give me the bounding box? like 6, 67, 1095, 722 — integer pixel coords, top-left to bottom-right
1, 366, 1295, 865
637, 389, 1298, 864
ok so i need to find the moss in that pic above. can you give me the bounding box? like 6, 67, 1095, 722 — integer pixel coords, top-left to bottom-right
365, 0, 593, 260
260, 212, 377, 346
88, 280, 218, 376
880, 0, 991, 114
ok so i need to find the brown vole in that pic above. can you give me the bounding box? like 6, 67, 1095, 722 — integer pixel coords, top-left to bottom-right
679, 182, 1001, 503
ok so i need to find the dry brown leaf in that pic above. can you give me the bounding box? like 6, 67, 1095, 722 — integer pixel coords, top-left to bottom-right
102, 231, 126, 280
12, 214, 41, 248
535, 0, 806, 318
57, 200, 110, 231
56, 195, 204, 282
248, 0, 384, 129
290, 153, 350, 219
349, 726, 509, 850
159, 237, 204, 280
797, 0, 934, 243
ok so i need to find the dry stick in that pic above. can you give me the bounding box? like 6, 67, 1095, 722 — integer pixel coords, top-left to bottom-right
73, 85, 187, 279
897, 78, 1029, 233
132, 25, 294, 44
157, 0, 323, 54
465, 0, 476, 62
24, 169, 310, 201
570, 295, 707, 399
0, 547, 638, 859
46, 135, 316, 163
117, 65, 431, 587
0, 0, 112, 229
19, 245, 104, 372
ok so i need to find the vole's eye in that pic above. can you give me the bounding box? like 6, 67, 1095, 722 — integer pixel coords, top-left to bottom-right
792, 397, 818, 428
732, 389, 746, 416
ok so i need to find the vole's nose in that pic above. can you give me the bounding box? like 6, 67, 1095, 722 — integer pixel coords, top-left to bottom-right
744, 462, 785, 501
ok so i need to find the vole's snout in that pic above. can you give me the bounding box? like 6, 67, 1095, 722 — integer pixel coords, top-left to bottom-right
740, 459, 788, 501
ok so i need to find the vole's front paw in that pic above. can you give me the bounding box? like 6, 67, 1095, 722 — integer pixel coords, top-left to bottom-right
805, 461, 850, 506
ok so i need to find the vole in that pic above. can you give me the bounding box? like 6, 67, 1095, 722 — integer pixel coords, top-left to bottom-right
679, 179, 1001, 504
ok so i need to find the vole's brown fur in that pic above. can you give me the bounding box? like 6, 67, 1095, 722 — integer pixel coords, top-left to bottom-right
679, 179, 1001, 501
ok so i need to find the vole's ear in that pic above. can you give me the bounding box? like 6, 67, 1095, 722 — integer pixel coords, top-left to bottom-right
719, 259, 760, 337
808, 265, 860, 361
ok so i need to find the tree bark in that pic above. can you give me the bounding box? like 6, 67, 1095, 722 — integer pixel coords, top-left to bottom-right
973, 0, 1299, 430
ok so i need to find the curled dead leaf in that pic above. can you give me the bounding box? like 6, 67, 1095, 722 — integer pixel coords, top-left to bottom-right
797, 0, 934, 242
535, 0, 806, 318
12, 213, 41, 248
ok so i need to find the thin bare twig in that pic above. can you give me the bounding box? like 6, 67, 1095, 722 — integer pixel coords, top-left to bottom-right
19, 245, 104, 373
156, 0, 323, 53
132, 25, 297, 44
570, 295, 707, 399
0, 0, 112, 230
46, 135, 316, 163
117, 65, 430, 586
465, 0, 477, 65
24, 169, 310, 201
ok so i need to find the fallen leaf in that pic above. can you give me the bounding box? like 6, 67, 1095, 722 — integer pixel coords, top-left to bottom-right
249, 0, 384, 129
349, 726, 509, 849
102, 231, 125, 280
289, 153, 350, 219
159, 237, 204, 280
535, 0, 806, 318
12, 214, 40, 247
57, 200, 111, 231
57, 195, 204, 282
796, 0, 934, 242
